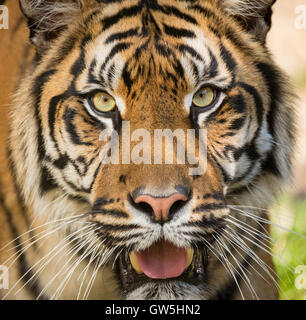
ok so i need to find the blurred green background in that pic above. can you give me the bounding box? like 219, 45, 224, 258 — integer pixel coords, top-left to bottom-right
268, 1, 306, 300
270, 196, 306, 300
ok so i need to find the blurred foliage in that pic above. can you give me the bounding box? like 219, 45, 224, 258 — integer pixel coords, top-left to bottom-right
270, 195, 306, 300
294, 68, 306, 89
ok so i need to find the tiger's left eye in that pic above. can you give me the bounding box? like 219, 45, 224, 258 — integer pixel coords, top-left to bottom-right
192, 87, 216, 108
92, 92, 116, 113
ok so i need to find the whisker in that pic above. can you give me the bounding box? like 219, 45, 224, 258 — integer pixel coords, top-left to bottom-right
6, 225, 92, 299
76, 242, 104, 300
1, 213, 89, 253
49, 232, 102, 300
227, 223, 296, 272
228, 206, 306, 239
214, 239, 245, 300
213, 233, 258, 299
224, 228, 289, 299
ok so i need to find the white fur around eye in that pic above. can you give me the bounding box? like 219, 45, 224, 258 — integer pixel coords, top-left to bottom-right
115, 96, 126, 115
83, 100, 114, 129
185, 91, 226, 124
197, 92, 226, 124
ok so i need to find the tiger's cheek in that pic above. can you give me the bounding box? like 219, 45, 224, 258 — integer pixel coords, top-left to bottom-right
190, 159, 229, 220
39, 94, 109, 197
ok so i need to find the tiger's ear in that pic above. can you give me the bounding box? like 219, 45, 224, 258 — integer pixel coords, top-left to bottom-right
218, 0, 277, 43
19, 0, 84, 52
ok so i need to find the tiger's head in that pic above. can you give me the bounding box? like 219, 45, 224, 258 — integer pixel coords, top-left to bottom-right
10, 0, 295, 299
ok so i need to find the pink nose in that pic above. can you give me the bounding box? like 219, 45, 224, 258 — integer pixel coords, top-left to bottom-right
135, 193, 187, 223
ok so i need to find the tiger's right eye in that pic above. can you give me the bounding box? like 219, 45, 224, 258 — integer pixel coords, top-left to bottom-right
192, 87, 216, 109
91, 92, 116, 113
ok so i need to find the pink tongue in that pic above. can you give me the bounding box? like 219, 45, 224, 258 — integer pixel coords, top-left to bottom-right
136, 240, 186, 279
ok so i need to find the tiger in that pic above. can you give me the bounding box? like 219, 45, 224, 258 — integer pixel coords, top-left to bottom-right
0, 0, 296, 300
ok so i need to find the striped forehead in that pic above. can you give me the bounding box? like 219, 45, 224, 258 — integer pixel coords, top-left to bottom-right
75, 11, 234, 100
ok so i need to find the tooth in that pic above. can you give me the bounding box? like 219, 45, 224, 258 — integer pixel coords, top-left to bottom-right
186, 248, 194, 269
129, 252, 143, 274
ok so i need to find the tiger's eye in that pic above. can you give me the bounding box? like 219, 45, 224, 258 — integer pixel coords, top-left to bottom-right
192, 87, 215, 108
92, 92, 116, 113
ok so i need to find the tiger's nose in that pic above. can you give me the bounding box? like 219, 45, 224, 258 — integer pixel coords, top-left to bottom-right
134, 193, 188, 224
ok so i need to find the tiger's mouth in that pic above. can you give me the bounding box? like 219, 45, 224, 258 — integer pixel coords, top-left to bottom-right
118, 239, 208, 292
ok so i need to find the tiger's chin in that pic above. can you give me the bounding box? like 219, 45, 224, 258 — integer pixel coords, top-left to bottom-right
125, 282, 206, 300
117, 240, 209, 300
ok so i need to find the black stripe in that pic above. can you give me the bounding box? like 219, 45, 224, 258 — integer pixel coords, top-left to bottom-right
6, 145, 33, 233
70, 35, 92, 75
159, 5, 198, 25
62, 178, 91, 194
64, 108, 93, 146
193, 203, 226, 213
189, 59, 200, 82
208, 48, 218, 78
228, 93, 246, 114
93, 222, 140, 232
93, 197, 115, 208
105, 27, 139, 44
209, 151, 232, 184
188, 4, 219, 21
255, 62, 288, 177
185, 215, 226, 228
0, 183, 46, 299
163, 23, 195, 38
32, 70, 57, 161
155, 41, 173, 57
172, 57, 185, 79
107, 63, 116, 87
237, 82, 264, 125
91, 209, 129, 218
53, 154, 69, 170
208, 25, 221, 38
88, 58, 98, 84
102, 5, 142, 31
178, 44, 204, 62
220, 43, 236, 72
134, 39, 150, 60
203, 192, 225, 201
48, 96, 66, 150
122, 62, 133, 94
100, 42, 132, 76
40, 165, 58, 193
229, 116, 246, 130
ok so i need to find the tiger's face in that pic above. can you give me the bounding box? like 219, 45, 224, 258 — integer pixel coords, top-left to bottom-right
12, 0, 294, 299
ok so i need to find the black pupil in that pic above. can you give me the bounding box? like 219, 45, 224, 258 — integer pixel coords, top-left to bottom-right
199, 91, 206, 98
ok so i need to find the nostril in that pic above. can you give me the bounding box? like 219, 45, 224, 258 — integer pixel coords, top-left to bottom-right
135, 201, 153, 215
127, 194, 154, 217
168, 199, 188, 220
129, 192, 189, 224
